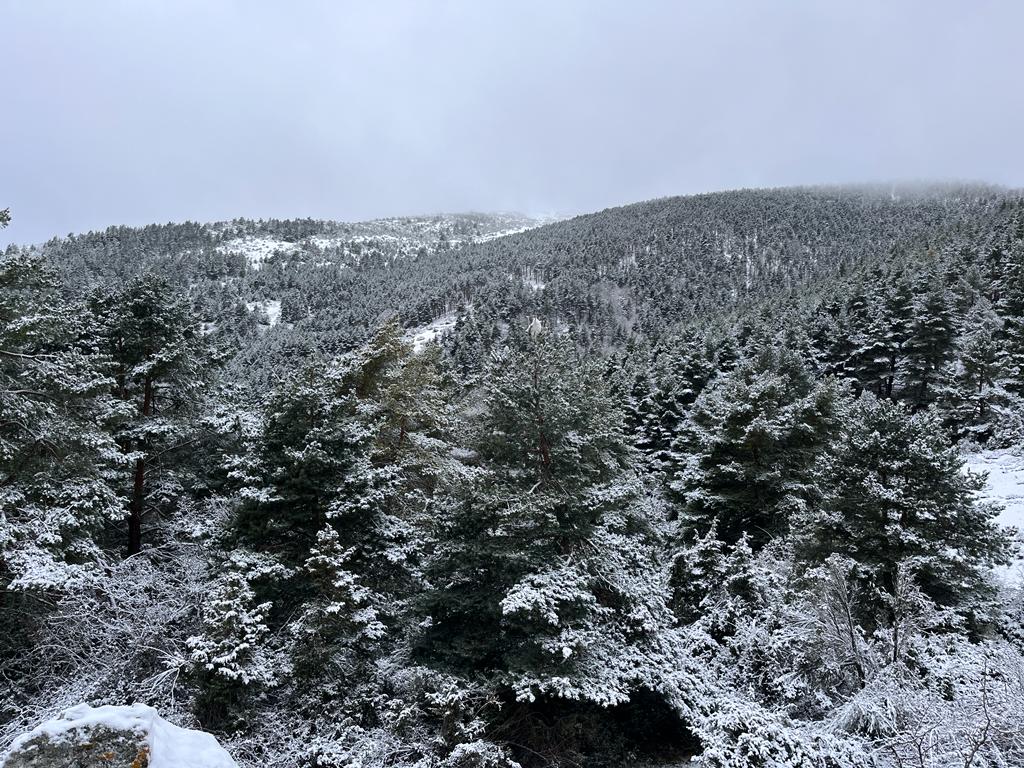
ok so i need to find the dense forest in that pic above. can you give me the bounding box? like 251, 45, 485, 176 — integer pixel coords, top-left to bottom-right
2, 184, 1024, 767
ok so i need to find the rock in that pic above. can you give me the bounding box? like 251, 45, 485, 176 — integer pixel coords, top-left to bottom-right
2, 704, 237, 768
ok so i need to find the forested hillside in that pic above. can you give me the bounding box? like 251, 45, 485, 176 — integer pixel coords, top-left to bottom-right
3, 185, 1024, 768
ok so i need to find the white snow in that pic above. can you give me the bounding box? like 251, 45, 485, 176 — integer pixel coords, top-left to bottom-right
471, 214, 561, 243
474, 225, 535, 243
307, 235, 347, 250
4, 703, 237, 768
245, 299, 282, 327
408, 311, 459, 353
965, 448, 1024, 583
263, 299, 282, 326
523, 267, 545, 291
218, 237, 299, 269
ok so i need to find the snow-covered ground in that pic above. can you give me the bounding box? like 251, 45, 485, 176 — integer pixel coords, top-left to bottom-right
245, 298, 282, 326
473, 225, 537, 243
522, 267, 545, 291
408, 311, 459, 352
965, 448, 1024, 583
4, 704, 237, 768
217, 237, 299, 269
307, 235, 347, 250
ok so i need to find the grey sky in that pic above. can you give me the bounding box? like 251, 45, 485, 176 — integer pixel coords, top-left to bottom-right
3, 0, 1023, 245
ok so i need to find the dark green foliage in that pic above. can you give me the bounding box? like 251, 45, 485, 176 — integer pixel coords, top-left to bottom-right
670, 342, 845, 546
899, 272, 957, 409
0, 251, 123, 593
6, 187, 1024, 768
88, 274, 206, 553
794, 396, 1012, 619
417, 332, 674, 709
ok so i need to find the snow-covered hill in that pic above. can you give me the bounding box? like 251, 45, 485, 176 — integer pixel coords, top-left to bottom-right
212, 213, 548, 271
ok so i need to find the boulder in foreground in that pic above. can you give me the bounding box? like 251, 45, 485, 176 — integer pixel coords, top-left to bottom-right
1, 704, 237, 768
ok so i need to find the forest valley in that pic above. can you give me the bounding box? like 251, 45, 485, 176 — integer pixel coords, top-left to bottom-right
2, 185, 1024, 767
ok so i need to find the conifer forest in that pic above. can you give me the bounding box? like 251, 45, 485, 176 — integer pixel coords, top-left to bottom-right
4, 3, 1024, 766
3, 185, 1024, 766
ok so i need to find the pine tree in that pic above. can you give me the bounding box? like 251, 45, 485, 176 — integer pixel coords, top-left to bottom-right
0, 251, 123, 595
995, 238, 1024, 397
670, 341, 845, 546
88, 275, 205, 554
899, 273, 957, 409
188, 561, 278, 727
239, 322, 454, 678
417, 332, 674, 706
793, 395, 1013, 620
938, 298, 1019, 443
641, 328, 724, 468
878, 274, 916, 398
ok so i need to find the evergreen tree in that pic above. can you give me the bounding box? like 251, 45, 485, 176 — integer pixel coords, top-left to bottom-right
899, 272, 957, 409
793, 395, 1013, 620
188, 558, 279, 727
417, 331, 674, 706
939, 298, 1020, 443
670, 341, 845, 546
239, 322, 454, 678
640, 328, 724, 468
88, 275, 205, 554
995, 238, 1024, 397
0, 251, 123, 594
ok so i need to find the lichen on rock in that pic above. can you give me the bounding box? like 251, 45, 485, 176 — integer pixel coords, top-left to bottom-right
1, 704, 236, 768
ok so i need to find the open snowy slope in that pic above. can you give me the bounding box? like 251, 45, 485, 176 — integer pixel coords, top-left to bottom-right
211, 212, 547, 270
408, 310, 461, 352
965, 448, 1024, 583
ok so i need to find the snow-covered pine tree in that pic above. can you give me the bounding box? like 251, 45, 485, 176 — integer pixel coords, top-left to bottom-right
938, 298, 1021, 443
238, 321, 455, 680
188, 555, 280, 727
995, 237, 1024, 398
88, 275, 206, 554
641, 327, 726, 470
0, 250, 124, 598
898, 271, 957, 409
418, 331, 677, 710
793, 394, 1013, 622
669, 340, 845, 546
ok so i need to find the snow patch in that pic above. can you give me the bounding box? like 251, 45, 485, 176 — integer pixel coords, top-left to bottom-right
523, 267, 545, 291
408, 312, 459, 353
218, 237, 299, 269
474, 225, 534, 243
307, 235, 347, 250
471, 214, 561, 244
246, 299, 282, 327
965, 448, 1024, 583
4, 703, 237, 768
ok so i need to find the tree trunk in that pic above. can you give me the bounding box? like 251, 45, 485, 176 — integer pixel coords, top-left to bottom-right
127, 456, 145, 555
127, 377, 153, 555
532, 359, 552, 473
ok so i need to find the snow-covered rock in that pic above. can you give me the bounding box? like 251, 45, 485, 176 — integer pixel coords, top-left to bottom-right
2, 704, 237, 768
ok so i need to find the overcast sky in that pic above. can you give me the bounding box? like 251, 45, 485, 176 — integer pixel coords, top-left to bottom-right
2, 1, 1023, 245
